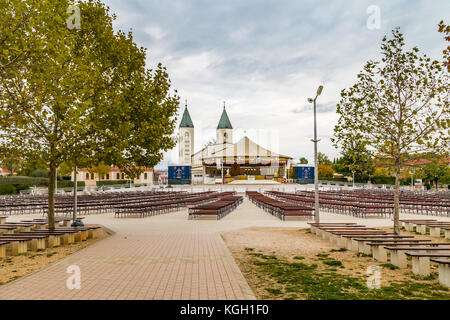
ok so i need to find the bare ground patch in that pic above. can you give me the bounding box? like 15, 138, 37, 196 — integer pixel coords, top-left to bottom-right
222, 227, 450, 300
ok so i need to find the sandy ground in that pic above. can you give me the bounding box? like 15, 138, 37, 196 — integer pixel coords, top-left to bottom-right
0, 228, 109, 286
222, 226, 449, 299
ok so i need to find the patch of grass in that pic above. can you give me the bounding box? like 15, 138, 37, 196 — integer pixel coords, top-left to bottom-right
244, 253, 450, 300
316, 253, 329, 258
293, 256, 305, 260
245, 248, 254, 252
355, 253, 372, 258
323, 259, 343, 267
380, 263, 399, 270
265, 288, 282, 295
330, 248, 347, 252
410, 273, 438, 281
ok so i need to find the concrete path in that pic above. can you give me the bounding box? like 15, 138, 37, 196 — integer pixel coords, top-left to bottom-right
0, 196, 448, 300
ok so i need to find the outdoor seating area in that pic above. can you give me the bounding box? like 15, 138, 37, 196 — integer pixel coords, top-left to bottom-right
308, 221, 450, 288
0, 216, 101, 258
246, 191, 314, 221
113, 191, 236, 218
267, 189, 450, 218
188, 194, 243, 220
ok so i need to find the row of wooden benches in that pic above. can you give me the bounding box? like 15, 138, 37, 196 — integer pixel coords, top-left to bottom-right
268, 191, 394, 218
308, 222, 450, 288
246, 192, 314, 221
188, 195, 243, 220
114, 192, 236, 218
0, 218, 100, 258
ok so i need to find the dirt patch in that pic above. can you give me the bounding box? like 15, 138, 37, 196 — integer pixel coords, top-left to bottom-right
0, 228, 109, 286
222, 227, 450, 300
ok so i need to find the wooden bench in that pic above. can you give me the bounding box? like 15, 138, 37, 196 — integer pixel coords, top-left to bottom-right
308, 222, 358, 235
0, 216, 7, 224
430, 259, 450, 288
1, 234, 49, 252
405, 253, 450, 276
385, 246, 450, 268
343, 235, 413, 252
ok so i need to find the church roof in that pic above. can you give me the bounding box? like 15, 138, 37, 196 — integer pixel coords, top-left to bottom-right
179, 106, 194, 128
198, 136, 292, 160
217, 106, 232, 129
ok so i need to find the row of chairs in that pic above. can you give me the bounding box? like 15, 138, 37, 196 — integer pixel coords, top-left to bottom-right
188, 195, 243, 220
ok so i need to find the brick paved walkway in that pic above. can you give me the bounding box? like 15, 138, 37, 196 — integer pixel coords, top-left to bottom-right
0, 233, 254, 300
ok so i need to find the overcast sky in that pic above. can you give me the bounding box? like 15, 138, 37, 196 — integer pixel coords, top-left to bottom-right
102, 0, 449, 167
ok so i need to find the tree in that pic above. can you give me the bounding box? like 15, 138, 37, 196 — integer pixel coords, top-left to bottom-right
318, 164, 334, 179
438, 20, 449, 72
334, 28, 449, 234
89, 162, 111, 180
422, 160, 448, 190
332, 139, 374, 182
0, 0, 179, 228
317, 152, 332, 165
298, 157, 308, 164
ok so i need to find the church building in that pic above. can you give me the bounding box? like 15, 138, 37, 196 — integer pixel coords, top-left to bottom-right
178, 102, 292, 183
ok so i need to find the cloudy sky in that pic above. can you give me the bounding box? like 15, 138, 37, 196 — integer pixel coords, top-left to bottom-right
102, 0, 449, 167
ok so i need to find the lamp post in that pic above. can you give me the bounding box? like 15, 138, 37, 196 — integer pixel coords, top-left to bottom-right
308, 85, 323, 223
352, 171, 355, 188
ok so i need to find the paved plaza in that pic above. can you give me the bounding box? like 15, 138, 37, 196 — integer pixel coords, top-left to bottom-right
0, 195, 448, 300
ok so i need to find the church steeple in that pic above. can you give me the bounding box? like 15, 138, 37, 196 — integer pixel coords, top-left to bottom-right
216, 101, 233, 144
180, 100, 194, 128
179, 100, 194, 165
217, 101, 232, 129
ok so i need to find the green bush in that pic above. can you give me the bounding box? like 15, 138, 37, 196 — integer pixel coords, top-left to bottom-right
372, 175, 395, 185
0, 176, 48, 187
57, 181, 85, 188
31, 169, 49, 178
0, 184, 17, 195
13, 183, 29, 192
96, 180, 129, 186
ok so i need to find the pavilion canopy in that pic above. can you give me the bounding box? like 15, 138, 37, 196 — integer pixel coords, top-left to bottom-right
201, 136, 292, 165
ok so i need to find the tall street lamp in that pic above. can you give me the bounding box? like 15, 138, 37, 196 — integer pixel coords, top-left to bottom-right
308, 85, 323, 223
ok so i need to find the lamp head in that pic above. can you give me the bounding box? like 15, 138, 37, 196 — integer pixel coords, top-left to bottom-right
307, 98, 314, 103
317, 85, 323, 96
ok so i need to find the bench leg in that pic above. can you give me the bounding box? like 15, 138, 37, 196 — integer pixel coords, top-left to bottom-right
375, 247, 388, 262
357, 241, 365, 253
430, 227, 441, 238
339, 236, 347, 248
346, 238, 353, 251
0, 245, 5, 258
390, 251, 408, 268
412, 256, 430, 276
438, 263, 450, 288
445, 230, 450, 240
351, 239, 359, 252
418, 225, 427, 235
363, 242, 372, 255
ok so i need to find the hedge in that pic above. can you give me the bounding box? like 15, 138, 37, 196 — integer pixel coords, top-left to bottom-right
0, 176, 49, 187
57, 181, 85, 188
96, 180, 129, 186
0, 184, 17, 195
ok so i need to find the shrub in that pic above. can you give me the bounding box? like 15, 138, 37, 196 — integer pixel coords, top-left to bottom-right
96, 180, 128, 186
0, 184, 16, 195
57, 181, 85, 188
31, 169, 49, 178
13, 183, 29, 192
0, 176, 48, 187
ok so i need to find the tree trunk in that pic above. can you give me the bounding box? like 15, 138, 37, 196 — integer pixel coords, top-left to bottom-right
72, 166, 78, 224
48, 162, 56, 230
393, 161, 401, 235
